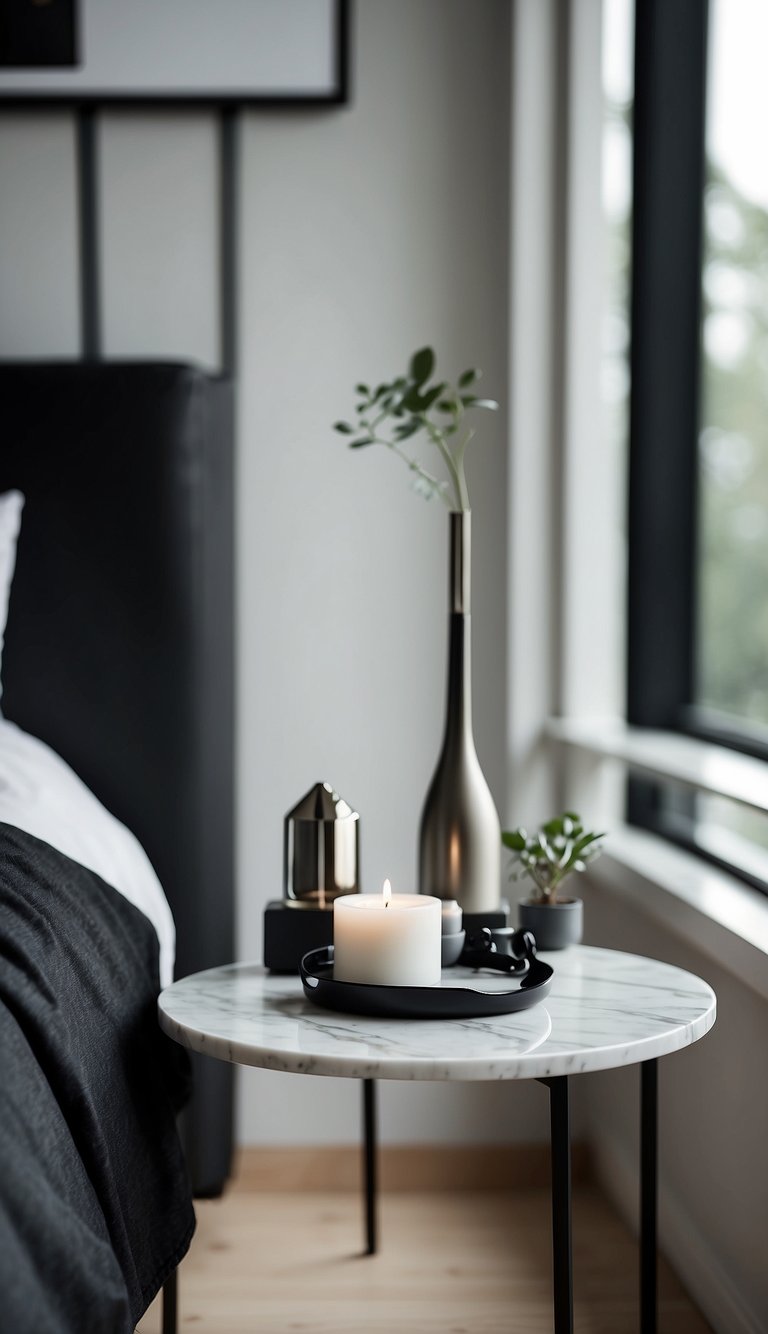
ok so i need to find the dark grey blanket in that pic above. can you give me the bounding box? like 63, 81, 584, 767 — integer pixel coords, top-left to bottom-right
0, 823, 195, 1333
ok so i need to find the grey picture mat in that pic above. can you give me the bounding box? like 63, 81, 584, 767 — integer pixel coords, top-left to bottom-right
0, 0, 344, 101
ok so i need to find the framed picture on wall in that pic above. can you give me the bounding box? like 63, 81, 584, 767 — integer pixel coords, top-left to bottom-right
0, 0, 348, 105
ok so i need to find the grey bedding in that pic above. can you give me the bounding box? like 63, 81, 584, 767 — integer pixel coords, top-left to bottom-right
0, 823, 195, 1333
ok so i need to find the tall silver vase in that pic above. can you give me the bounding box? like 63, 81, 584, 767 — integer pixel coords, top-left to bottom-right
418, 511, 501, 913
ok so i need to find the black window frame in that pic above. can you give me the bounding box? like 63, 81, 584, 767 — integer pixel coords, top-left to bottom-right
626, 0, 768, 888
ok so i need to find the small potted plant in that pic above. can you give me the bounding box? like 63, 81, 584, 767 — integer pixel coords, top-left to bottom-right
501, 813, 605, 950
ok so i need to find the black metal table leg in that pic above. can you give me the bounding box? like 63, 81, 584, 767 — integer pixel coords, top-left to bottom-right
539, 1076, 573, 1334
641, 1059, 658, 1334
161, 1267, 177, 1334
362, 1077, 378, 1254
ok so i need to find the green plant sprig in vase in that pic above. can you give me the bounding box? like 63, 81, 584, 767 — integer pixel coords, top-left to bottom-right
333, 345, 498, 511
334, 346, 502, 916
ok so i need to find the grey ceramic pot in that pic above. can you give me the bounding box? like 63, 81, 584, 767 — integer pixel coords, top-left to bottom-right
518, 898, 583, 951
441, 930, 466, 968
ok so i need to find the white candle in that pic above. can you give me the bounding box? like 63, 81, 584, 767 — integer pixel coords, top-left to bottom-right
441, 900, 463, 935
333, 880, 442, 986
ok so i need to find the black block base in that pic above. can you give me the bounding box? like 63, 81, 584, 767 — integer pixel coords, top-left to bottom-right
264, 899, 510, 973
264, 900, 334, 973
463, 900, 510, 937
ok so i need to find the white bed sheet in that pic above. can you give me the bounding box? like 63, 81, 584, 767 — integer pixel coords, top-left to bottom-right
0, 719, 175, 986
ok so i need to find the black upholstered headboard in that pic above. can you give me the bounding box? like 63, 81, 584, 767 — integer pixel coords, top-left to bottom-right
0, 360, 235, 1196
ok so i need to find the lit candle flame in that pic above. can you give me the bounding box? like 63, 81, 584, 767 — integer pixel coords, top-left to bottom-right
383, 878, 392, 909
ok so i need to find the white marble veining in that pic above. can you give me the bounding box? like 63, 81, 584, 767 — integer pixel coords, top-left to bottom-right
158, 946, 716, 1082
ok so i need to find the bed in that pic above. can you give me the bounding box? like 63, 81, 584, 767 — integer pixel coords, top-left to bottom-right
0, 361, 235, 1331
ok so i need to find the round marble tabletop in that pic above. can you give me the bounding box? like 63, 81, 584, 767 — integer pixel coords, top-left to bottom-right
158, 945, 716, 1082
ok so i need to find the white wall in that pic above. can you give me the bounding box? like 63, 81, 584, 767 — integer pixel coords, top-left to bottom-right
0, 0, 561, 1146
0, 115, 79, 355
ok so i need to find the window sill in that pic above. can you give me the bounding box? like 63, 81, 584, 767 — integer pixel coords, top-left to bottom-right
545, 715, 768, 815
544, 716, 768, 996
588, 824, 768, 1002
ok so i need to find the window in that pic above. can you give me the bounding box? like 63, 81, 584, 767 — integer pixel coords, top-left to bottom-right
626, 0, 768, 890
696, 0, 768, 733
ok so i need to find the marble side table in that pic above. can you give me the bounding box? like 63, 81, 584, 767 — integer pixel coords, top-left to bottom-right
159, 944, 715, 1334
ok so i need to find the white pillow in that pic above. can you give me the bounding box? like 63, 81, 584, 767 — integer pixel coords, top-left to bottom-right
0, 718, 176, 987
0, 490, 23, 705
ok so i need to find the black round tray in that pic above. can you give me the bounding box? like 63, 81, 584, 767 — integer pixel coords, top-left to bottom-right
299, 945, 553, 1019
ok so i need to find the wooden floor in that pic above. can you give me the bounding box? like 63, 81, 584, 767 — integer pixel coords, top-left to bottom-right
137, 1180, 712, 1334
